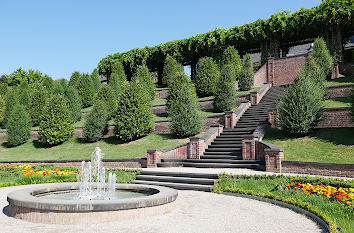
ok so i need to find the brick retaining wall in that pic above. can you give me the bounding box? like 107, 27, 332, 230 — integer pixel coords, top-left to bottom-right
325, 84, 353, 99
315, 107, 354, 128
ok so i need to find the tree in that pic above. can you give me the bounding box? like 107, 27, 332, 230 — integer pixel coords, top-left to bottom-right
214, 64, 237, 112
18, 82, 30, 108
276, 58, 325, 135
238, 54, 254, 91
68, 71, 81, 88
169, 81, 203, 138
3, 88, 19, 127
114, 82, 155, 142
132, 65, 156, 100
95, 85, 117, 119
166, 71, 189, 111
38, 95, 74, 146
53, 79, 68, 95
6, 104, 31, 147
7, 68, 44, 86
221, 46, 242, 80
312, 37, 333, 80
40, 75, 54, 92
27, 85, 49, 126
0, 83, 8, 96
195, 57, 220, 97
65, 86, 82, 122
83, 102, 108, 142
108, 72, 126, 99
91, 68, 101, 93
161, 55, 184, 87
0, 95, 6, 127
75, 73, 95, 108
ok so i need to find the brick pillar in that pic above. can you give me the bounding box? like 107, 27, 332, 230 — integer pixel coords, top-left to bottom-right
242, 136, 256, 160
188, 137, 204, 159
224, 111, 235, 128
268, 110, 277, 128
147, 149, 162, 168
267, 58, 275, 85
331, 63, 339, 79
211, 124, 223, 136
250, 92, 259, 105
265, 148, 284, 173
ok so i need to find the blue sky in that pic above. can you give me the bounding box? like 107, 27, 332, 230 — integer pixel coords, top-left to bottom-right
0, 0, 321, 80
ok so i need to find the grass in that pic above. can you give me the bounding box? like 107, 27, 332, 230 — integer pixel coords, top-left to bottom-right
263, 128, 354, 164
324, 76, 354, 87
81, 106, 93, 113
0, 134, 189, 161
323, 97, 351, 108
214, 175, 354, 233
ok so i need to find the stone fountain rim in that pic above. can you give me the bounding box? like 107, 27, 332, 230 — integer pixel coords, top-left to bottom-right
7, 182, 178, 212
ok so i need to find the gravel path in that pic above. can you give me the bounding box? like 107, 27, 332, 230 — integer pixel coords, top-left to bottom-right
1, 184, 321, 233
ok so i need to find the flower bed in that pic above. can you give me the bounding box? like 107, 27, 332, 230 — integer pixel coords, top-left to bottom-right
9, 164, 78, 176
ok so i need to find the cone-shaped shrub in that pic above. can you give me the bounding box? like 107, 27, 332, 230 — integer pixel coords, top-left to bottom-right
276, 58, 325, 136
76, 73, 95, 108
169, 81, 203, 138
41, 75, 54, 92
38, 95, 74, 146
214, 64, 237, 112
350, 87, 354, 120
0, 95, 6, 127
91, 68, 101, 93
53, 79, 68, 95
166, 71, 189, 111
95, 85, 117, 119
83, 102, 108, 142
65, 86, 82, 122
195, 57, 220, 97
161, 55, 184, 87
312, 38, 333, 80
68, 71, 81, 88
132, 65, 155, 100
27, 85, 49, 126
222, 46, 242, 80
238, 54, 254, 91
6, 104, 31, 147
4, 88, 19, 127
110, 61, 127, 81
114, 82, 155, 142
109, 72, 126, 99
0, 83, 8, 96
18, 82, 30, 108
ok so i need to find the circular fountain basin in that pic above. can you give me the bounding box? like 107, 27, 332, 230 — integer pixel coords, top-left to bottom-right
7, 182, 178, 224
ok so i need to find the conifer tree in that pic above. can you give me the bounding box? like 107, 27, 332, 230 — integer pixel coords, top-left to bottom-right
195, 57, 220, 97
0, 95, 6, 127
238, 54, 254, 91
214, 64, 237, 112
91, 68, 101, 93
83, 102, 108, 142
312, 38, 333, 80
27, 85, 49, 126
95, 85, 117, 119
65, 86, 82, 122
6, 104, 31, 147
161, 55, 184, 87
222, 46, 242, 80
132, 65, 156, 100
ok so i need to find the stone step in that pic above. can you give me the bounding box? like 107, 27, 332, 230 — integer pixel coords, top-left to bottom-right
200, 155, 242, 160
205, 148, 241, 152
180, 162, 264, 169
132, 180, 213, 192
203, 151, 241, 156
211, 141, 242, 145
161, 158, 262, 164
135, 175, 215, 185
140, 171, 219, 179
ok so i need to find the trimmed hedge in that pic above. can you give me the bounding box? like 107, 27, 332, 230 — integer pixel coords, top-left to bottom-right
83, 102, 108, 142
161, 55, 184, 87
114, 82, 155, 142
27, 85, 49, 126
6, 104, 31, 147
194, 57, 220, 97
132, 65, 156, 100
213, 64, 237, 112
38, 95, 74, 146
221, 46, 242, 80
95, 85, 117, 119
65, 86, 82, 122
238, 54, 254, 91
312, 37, 333, 80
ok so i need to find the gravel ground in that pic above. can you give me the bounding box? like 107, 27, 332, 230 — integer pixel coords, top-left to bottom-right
1, 184, 321, 233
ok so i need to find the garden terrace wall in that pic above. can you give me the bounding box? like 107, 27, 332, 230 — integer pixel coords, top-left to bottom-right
282, 160, 354, 178
315, 107, 354, 128
325, 84, 353, 99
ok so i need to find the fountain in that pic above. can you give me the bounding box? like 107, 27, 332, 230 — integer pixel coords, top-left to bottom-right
7, 147, 178, 224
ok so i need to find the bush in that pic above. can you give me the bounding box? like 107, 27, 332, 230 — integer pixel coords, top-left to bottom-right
221, 46, 242, 80
0, 95, 5, 127
110, 60, 127, 81
6, 104, 31, 147
276, 58, 325, 135
238, 54, 254, 91
38, 95, 74, 146
76, 73, 95, 108
132, 65, 155, 100
195, 57, 220, 97
53, 79, 68, 95
109, 72, 126, 99
95, 85, 117, 119
161, 55, 184, 87
166, 71, 189, 111
91, 68, 101, 93
68, 71, 81, 88
114, 82, 155, 142
213, 64, 237, 112
3, 88, 19, 127
0, 83, 8, 96
27, 85, 49, 126
169, 81, 203, 138
312, 38, 333, 80
65, 86, 82, 122
83, 102, 108, 142
18, 82, 30, 108
40, 75, 54, 92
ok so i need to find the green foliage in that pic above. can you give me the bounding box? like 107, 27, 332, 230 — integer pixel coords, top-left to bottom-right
111, 60, 127, 80
73, 73, 95, 108
7, 68, 44, 86
38, 95, 74, 146
40, 75, 54, 92
0, 83, 8, 96
0, 95, 6, 127
83, 102, 108, 142
53, 79, 68, 95
3, 88, 19, 127
108, 72, 126, 99
6, 104, 31, 147
17, 82, 30, 108
27, 85, 49, 126
90, 68, 101, 93
350, 87, 354, 120
114, 82, 155, 142
169, 80, 203, 138
213, 64, 237, 112
312, 38, 333, 80
161, 55, 184, 87
68, 71, 81, 88
238, 54, 254, 91
195, 57, 220, 97
95, 85, 117, 119
166, 71, 189, 111
276, 58, 326, 135
65, 86, 82, 122
132, 65, 155, 100
221, 46, 242, 80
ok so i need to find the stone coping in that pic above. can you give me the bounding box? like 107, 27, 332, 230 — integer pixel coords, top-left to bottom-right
282, 160, 354, 169
258, 141, 284, 152
327, 84, 354, 89
0, 158, 146, 164
7, 183, 178, 212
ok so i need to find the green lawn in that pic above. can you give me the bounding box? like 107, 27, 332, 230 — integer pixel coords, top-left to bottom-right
324, 97, 351, 108
0, 134, 189, 161
152, 97, 167, 106
263, 128, 354, 164
325, 76, 354, 87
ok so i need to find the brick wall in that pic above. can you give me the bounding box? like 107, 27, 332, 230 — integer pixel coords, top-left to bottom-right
315, 107, 354, 128
325, 84, 353, 99
282, 160, 354, 178
253, 63, 267, 87
272, 55, 308, 86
